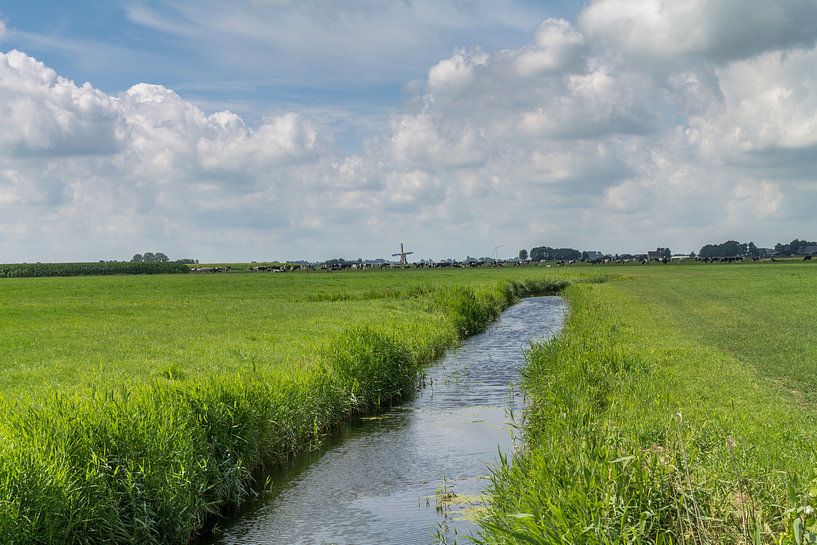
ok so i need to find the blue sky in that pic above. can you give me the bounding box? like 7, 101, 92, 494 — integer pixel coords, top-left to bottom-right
1, 1, 816, 262
1, 1, 585, 145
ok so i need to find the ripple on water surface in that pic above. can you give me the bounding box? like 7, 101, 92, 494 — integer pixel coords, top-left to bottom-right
208, 296, 567, 545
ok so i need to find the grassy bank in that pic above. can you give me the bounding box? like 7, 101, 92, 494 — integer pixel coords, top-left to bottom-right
0, 269, 569, 544
479, 264, 817, 544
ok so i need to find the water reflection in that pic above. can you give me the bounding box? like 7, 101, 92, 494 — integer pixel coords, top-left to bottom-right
208, 296, 566, 545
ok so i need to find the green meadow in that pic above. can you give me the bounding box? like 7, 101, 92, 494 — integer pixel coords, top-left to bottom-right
0, 268, 578, 397
1, 262, 816, 544
480, 263, 817, 545
0, 267, 569, 544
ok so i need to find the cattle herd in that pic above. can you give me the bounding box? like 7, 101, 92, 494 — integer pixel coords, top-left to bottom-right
190, 266, 233, 273
320, 259, 526, 271
188, 255, 814, 273
695, 256, 745, 263
697, 255, 814, 263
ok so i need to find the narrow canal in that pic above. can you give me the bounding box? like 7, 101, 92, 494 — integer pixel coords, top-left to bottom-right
207, 296, 567, 545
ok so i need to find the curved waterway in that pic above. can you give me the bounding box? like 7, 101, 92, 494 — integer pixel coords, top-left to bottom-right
207, 296, 566, 545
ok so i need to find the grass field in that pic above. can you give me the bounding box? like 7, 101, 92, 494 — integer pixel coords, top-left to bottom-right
479, 263, 817, 544
0, 266, 573, 544
0, 268, 586, 398
1, 262, 816, 544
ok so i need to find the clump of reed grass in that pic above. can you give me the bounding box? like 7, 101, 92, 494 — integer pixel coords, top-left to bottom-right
323, 326, 414, 413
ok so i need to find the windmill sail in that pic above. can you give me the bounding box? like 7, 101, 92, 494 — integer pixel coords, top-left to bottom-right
392, 243, 413, 264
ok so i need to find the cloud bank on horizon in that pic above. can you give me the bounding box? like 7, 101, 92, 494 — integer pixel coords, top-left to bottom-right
1, 0, 817, 262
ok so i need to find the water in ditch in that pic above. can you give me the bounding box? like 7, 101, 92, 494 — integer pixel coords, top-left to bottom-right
206, 296, 566, 545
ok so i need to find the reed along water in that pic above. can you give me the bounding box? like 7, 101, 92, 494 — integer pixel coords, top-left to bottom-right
207, 296, 567, 545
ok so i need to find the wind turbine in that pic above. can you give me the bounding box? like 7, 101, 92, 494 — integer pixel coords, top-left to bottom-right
392, 243, 414, 265
491, 240, 503, 261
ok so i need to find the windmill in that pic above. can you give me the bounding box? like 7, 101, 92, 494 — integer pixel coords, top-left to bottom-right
392, 243, 414, 265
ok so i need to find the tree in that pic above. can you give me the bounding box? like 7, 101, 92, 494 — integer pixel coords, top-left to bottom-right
699, 244, 716, 258
700, 240, 761, 258
154, 252, 169, 262
657, 247, 671, 259
131, 254, 143, 263
529, 247, 546, 261
748, 242, 758, 257
142, 252, 156, 262
722, 241, 742, 257
518, 249, 528, 261
530, 246, 581, 262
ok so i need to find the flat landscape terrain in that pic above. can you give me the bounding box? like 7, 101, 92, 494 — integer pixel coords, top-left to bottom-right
0, 267, 579, 397
1, 262, 816, 544
0, 266, 568, 543
482, 263, 817, 544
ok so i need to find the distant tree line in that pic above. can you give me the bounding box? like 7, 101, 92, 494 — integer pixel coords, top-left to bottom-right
529, 246, 582, 262
132, 252, 169, 263
699, 238, 815, 257
699, 241, 757, 258
775, 238, 817, 256
519, 246, 677, 262
132, 252, 197, 264
323, 258, 362, 266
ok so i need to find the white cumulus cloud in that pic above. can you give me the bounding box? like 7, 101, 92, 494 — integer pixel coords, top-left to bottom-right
3, 1, 817, 262
580, 0, 817, 65
514, 18, 586, 76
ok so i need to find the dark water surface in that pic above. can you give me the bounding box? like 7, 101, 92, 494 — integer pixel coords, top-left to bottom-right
207, 296, 566, 545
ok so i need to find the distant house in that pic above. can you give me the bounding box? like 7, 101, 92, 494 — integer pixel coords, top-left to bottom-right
586, 251, 603, 260
647, 251, 663, 261
802, 245, 817, 256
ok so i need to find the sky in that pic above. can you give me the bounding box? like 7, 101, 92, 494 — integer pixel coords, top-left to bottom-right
1, 0, 816, 263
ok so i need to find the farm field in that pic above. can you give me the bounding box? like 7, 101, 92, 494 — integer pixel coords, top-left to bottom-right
481, 262, 817, 544
1, 262, 816, 544
0, 266, 572, 544
0, 267, 586, 398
